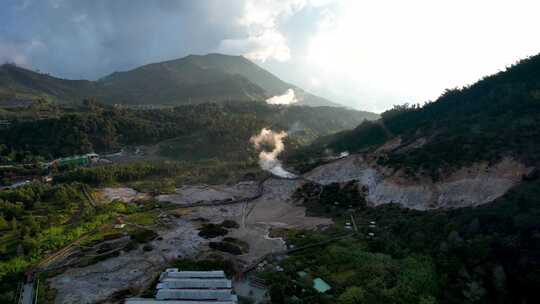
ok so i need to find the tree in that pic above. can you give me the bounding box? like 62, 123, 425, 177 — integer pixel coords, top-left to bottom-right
338, 286, 366, 304
9, 218, 17, 231
463, 281, 486, 303
0, 214, 8, 230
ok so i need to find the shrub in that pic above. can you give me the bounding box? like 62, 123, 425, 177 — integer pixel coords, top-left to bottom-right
209, 242, 242, 255
198, 224, 228, 239
131, 229, 157, 243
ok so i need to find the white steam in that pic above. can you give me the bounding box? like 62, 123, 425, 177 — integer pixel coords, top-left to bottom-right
265, 89, 298, 105
250, 128, 297, 178
339, 151, 350, 158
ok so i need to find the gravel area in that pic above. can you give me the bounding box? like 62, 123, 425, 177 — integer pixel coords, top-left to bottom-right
100, 187, 149, 203
49, 178, 331, 303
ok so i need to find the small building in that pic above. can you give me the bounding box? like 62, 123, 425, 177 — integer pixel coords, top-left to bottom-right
55, 153, 99, 168
8, 180, 31, 189
313, 278, 331, 293
297, 271, 308, 278
126, 269, 237, 304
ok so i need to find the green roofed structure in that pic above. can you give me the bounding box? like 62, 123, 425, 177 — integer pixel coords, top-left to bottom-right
313, 278, 331, 293
55, 153, 98, 167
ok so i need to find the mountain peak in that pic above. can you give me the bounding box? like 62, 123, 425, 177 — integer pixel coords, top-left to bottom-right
0, 53, 342, 107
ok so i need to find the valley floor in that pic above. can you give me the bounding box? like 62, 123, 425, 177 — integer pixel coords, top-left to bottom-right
47, 177, 331, 303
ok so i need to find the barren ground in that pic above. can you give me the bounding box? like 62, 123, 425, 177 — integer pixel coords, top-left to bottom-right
49, 178, 331, 303
99, 187, 149, 203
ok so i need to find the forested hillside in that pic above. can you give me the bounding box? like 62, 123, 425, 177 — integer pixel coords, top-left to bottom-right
265, 178, 540, 304
0, 100, 376, 163
290, 54, 540, 176
0, 64, 96, 104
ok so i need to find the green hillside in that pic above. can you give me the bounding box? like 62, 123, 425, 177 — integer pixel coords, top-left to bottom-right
290, 54, 540, 176
0, 64, 96, 103
0, 54, 344, 107
0, 100, 375, 163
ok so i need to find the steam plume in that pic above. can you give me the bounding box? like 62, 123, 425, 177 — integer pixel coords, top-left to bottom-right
265, 88, 298, 105
250, 128, 296, 178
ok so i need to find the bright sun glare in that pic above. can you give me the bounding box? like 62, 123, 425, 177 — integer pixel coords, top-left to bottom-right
303, 0, 540, 111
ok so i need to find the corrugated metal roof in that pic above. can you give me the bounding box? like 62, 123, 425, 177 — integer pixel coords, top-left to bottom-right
156, 289, 235, 301
313, 278, 331, 293
160, 270, 226, 280
157, 278, 232, 289
126, 299, 237, 304
126, 270, 237, 303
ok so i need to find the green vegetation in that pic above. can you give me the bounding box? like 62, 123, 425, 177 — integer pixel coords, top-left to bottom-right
55, 159, 261, 186
269, 178, 540, 303
0, 54, 364, 107
290, 54, 540, 177
198, 223, 229, 239
130, 229, 158, 244
0, 177, 164, 301
294, 180, 367, 215
264, 239, 437, 304
209, 241, 243, 255
1, 51, 538, 304
0, 99, 372, 164
0, 182, 115, 301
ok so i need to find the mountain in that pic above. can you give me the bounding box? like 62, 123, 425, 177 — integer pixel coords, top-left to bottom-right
291, 53, 540, 176
0, 54, 342, 107
0, 63, 96, 103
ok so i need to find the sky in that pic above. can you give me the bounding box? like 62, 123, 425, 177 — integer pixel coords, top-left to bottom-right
1, 0, 540, 112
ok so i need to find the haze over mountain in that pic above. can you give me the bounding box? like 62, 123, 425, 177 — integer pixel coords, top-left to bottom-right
0, 53, 342, 107
291, 53, 540, 177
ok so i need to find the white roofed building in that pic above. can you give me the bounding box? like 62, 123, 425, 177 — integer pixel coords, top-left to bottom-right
125, 269, 238, 304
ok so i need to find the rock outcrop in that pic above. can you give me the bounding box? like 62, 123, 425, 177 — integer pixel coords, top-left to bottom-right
305, 155, 531, 210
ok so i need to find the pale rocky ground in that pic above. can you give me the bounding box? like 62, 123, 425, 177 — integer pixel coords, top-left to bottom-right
49, 178, 330, 303
100, 187, 149, 203
49, 148, 528, 303
49, 219, 205, 304
156, 182, 259, 205
305, 155, 531, 210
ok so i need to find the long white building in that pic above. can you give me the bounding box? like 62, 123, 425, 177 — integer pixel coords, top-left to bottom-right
125, 269, 238, 304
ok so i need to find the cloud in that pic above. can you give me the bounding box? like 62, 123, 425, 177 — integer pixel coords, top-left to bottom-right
0, 0, 246, 79
2, 0, 538, 113
0, 39, 45, 67
219, 0, 315, 62
221, 29, 291, 62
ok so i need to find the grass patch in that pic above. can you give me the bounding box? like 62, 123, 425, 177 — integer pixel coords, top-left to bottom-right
125, 212, 157, 226
130, 229, 158, 244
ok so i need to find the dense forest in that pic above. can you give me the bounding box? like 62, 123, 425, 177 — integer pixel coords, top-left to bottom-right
265, 178, 540, 304
266, 53, 540, 304
290, 54, 540, 177
0, 100, 375, 163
